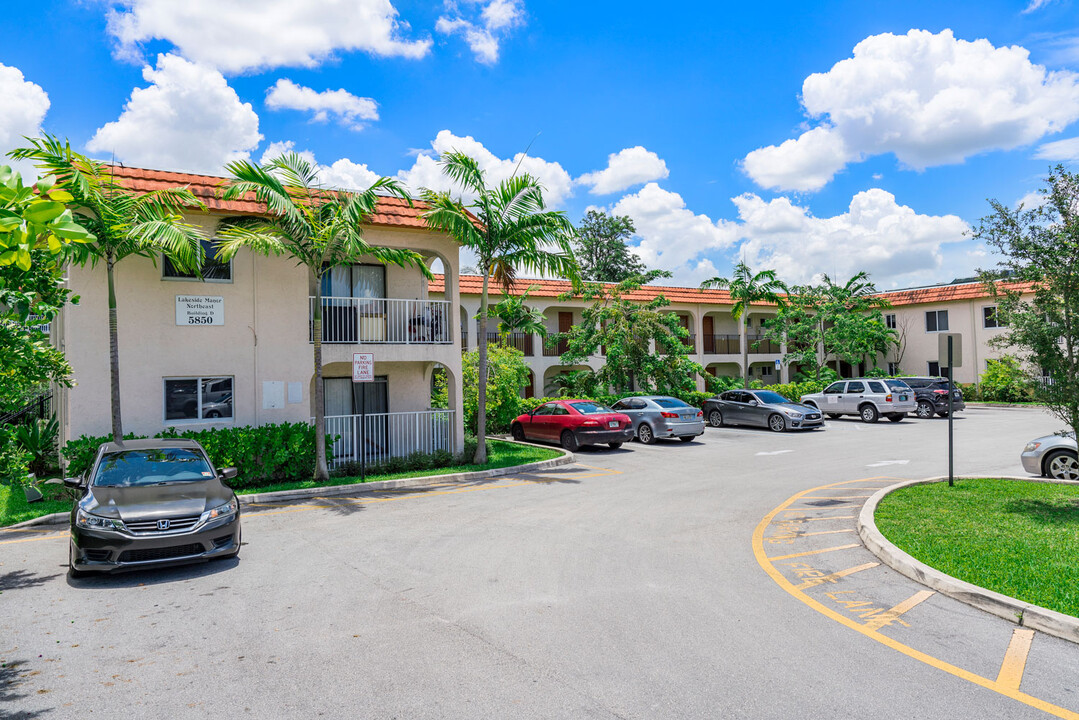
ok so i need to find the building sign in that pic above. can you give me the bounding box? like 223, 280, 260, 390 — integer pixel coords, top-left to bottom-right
176, 295, 224, 326
353, 353, 374, 382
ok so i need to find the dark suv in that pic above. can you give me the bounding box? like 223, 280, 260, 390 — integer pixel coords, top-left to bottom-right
902, 377, 966, 418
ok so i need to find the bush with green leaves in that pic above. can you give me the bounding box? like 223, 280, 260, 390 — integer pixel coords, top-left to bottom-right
63, 423, 327, 489
13, 416, 59, 476
979, 356, 1033, 403
458, 345, 532, 435
0, 427, 30, 486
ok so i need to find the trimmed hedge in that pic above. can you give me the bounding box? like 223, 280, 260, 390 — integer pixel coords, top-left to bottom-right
62, 422, 325, 489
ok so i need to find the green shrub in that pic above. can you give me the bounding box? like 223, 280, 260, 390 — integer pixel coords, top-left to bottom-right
979, 356, 1033, 403
62, 423, 328, 489
460, 345, 531, 435
13, 416, 59, 476
0, 427, 30, 486
958, 382, 981, 402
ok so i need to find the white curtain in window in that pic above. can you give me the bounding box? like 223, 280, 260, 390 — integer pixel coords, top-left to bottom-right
324, 378, 353, 416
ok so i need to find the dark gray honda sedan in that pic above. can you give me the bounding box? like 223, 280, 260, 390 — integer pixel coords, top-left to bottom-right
66, 439, 241, 577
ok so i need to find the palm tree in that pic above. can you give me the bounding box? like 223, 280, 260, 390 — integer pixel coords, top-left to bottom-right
215, 152, 428, 481
420, 152, 578, 463
11, 135, 206, 442
700, 262, 787, 388
492, 288, 546, 338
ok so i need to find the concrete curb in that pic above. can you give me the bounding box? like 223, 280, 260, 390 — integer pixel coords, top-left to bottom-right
858, 475, 1079, 645
4, 441, 575, 530
966, 402, 1047, 410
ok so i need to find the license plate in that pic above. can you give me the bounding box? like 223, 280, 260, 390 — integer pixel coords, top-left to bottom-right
608, 421, 619, 428
681, 415, 692, 420
899, 395, 907, 401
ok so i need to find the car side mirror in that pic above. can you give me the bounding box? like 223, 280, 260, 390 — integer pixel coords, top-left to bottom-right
63, 474, 86, 489
748, 400, 759, 406
220, 467, 238, 481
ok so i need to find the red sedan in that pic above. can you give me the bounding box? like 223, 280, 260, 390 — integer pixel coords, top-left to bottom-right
510, 399, 634, 451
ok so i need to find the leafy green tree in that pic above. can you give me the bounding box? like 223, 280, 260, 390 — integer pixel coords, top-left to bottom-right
447, 344, 531, 435
216, 152, 427, 481
573, 210, 646, 282
491, 288, 546, 337
421, 152, 578, 463
975, 165, 1079, 437
700, 262, 787, 388
765, 284, 827, 380
978, 356, 1032, 403
0, 164, 95, 485
558, 270, 704, 395
12, 136, 205, 443
820, 272, 896, 372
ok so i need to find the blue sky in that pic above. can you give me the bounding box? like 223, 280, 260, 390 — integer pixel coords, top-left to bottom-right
3, 0, 1079, 288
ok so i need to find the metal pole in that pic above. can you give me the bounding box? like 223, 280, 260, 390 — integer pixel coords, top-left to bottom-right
948, 336, 954, 488
360, 383, 367, 482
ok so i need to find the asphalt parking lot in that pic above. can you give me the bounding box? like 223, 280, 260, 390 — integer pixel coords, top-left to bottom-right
3, 406, 1078, 719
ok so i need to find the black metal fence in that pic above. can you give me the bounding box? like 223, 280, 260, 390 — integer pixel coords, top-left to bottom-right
0, 392, 53, 428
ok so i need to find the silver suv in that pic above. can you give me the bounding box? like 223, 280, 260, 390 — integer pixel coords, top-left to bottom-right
799, 378, 916, 423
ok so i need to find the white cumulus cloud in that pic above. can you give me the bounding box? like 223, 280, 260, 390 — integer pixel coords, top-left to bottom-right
0, 63, 50, 178
735, 189, 970, 287
611, 182, 740, 284
265, 79, 379, 131
259, 140, 382, 191
743, 29, 1079, 191
436, 0, 524, 64
398, 129, 573, 205
1035, 136, 1079, 161
87, 54, 262, 175
106, 0, 431, 74
577, 146, 669, 195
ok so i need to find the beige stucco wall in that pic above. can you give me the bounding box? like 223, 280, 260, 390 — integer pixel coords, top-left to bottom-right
885, 299, 1010, 383
57, 212, 464, 452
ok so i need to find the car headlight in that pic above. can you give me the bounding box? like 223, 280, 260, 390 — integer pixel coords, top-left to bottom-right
75, 509, 123, 531
202, 499, 238, 522
781, 408, 802, 417
1024, 442, 1042, 453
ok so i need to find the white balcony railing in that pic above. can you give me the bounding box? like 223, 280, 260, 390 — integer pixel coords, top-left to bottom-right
324, 410, 455, 470
311, 297, 453, 344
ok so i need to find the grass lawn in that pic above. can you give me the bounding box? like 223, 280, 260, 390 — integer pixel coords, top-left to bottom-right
0, 439, 561, 527
876, 478, 1079, 618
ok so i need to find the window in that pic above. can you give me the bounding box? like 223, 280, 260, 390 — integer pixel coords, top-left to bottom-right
92, 448, 214, 487
885, 314, 897, 330
550, 405, 570, 416
868, 381, 885, 393
321, 264, 386, 299
824, 382, 845, 394
324, 376, 389, 416
983, 306, 1006, 329
163, 239, 232, 282
164, 376, 233, 422
887, 362, 900, 376
927, 362, 951, 379
569, 401, 612, 414
654, 398, 691, 409
925, 310, 949, 333
846, 381, 865, 393
761, 365, 774, 377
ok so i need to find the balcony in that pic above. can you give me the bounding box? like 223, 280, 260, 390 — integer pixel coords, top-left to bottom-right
543, 338, 568, 357
324, 410, 455, 470
486, 331, 535, 356
703, 334, 740, 354
682, 333, 696, 352
311, 297, 453, 344
747, 335, 781, 354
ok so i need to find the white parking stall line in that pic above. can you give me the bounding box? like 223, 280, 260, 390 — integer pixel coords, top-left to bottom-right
866, 460, 910, 468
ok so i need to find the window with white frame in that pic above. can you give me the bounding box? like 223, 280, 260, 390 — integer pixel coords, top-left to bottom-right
925, 310, 949, 333
927, 362, 951, 379
983, 305, 1007, 329
163, 238, 232, 282
164, 376, 233, 422
885, 313, 896, 330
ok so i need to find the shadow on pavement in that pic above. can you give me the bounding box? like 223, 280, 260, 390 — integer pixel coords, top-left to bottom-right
0, 660, 50, 720
66, 556, 240, 589
0, 569, 61, 593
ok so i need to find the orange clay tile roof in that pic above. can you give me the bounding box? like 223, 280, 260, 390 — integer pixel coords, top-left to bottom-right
877, 280, 1035, 307
431, 274, 742, 305
432, 275, 1034, 307
106, 165, 434, 229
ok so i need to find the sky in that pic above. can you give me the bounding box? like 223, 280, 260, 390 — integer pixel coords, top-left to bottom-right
3, 0, 1079, 289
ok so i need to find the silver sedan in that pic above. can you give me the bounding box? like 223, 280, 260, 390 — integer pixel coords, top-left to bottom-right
610, 396, 706, 444
1021, 432, 1078, 480
703, 389, 824, 432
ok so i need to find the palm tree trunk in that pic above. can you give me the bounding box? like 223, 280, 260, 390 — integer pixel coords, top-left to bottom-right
312, 274, 329, 481
474, 273, 489, 464
106, 256, 123, 443
741, 312, 750, 389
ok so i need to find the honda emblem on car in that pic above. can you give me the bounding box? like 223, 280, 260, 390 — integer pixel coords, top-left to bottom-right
157, 519, 170, 530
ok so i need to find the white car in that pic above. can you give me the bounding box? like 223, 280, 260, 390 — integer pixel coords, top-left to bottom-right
800, 378, 916, 423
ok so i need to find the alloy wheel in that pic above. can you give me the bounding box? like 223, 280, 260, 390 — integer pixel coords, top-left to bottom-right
1047, 452, 1079, 481
708, 410, 723, 427
916, 401, 934, 419
768, 414, 785, 432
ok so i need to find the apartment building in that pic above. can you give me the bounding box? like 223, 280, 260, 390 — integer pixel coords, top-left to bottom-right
53, 166, 465, 469
433, 274, 1033, 392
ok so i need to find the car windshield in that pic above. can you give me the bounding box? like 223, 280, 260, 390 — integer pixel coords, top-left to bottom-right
92, 448, 214, 487
570, 401, 612, 414
753, 391, 789, 405
886, 379, 911, 390
653, 398, 691, 409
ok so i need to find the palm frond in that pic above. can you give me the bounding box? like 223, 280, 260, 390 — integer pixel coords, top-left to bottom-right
214, 224, 291, 261
439, 152, 486, 197
420, 189, 486, 250
127, 218, 206, 271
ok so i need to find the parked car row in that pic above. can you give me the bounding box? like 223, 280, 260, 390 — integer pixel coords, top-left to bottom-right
511, 396, 705, 451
